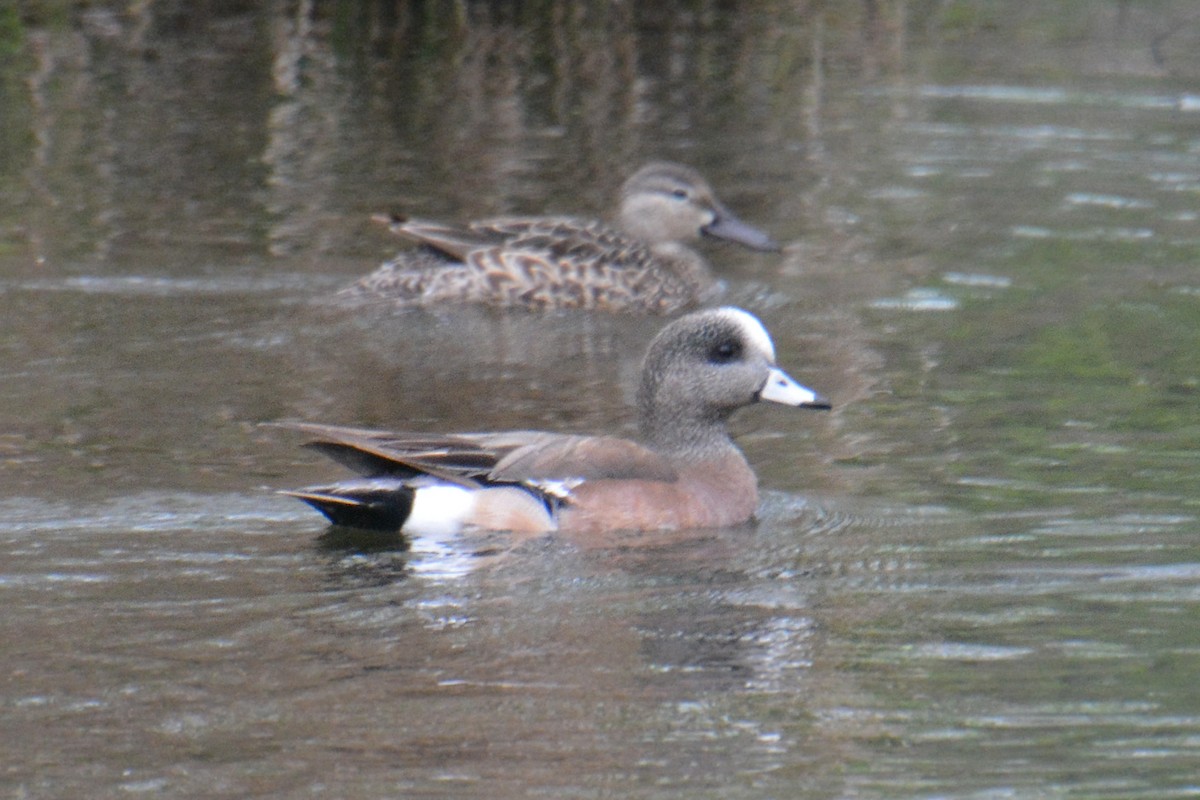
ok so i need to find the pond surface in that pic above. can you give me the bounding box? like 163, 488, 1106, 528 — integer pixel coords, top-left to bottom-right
2, 2, 1200, 797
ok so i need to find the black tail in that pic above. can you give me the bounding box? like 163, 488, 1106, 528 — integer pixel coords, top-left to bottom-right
282, 479, 415, 532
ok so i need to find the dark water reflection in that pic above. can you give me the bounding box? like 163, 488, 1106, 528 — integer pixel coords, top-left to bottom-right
3, 2, 1200, 798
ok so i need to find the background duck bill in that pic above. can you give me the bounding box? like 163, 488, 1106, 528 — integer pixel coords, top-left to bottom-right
702, 212, 780, 251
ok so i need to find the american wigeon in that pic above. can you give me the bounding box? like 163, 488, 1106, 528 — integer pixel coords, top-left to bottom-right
337, 162, 780, 313
277, 307, 829, 534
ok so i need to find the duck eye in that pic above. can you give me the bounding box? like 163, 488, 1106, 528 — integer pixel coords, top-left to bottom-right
708, 340, 742, 364
670, 188, 689, 200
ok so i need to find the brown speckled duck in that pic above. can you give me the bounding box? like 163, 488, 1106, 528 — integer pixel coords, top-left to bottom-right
275, 307, 830, 534
337, 162, 780, 313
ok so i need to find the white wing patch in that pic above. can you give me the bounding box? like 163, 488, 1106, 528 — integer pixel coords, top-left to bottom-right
529, 477, 584, 501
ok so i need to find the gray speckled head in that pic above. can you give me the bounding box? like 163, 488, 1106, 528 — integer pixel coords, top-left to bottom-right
636, 307, 828, 453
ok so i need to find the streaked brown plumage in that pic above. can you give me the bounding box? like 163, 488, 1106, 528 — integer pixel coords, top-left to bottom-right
338, 162, 779, 313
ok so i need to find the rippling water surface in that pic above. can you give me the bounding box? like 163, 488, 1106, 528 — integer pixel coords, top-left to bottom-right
2, 3, 1199, 798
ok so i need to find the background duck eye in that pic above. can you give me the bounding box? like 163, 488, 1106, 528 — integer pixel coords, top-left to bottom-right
670, 188, 689, 200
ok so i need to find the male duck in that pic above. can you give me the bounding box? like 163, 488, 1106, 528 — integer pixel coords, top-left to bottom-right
338, 162, 780, 313
277, 307, 830, 534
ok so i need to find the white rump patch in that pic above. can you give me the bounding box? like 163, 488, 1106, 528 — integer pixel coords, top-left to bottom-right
406, 484, 477, 537
715, 307, 775, 361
